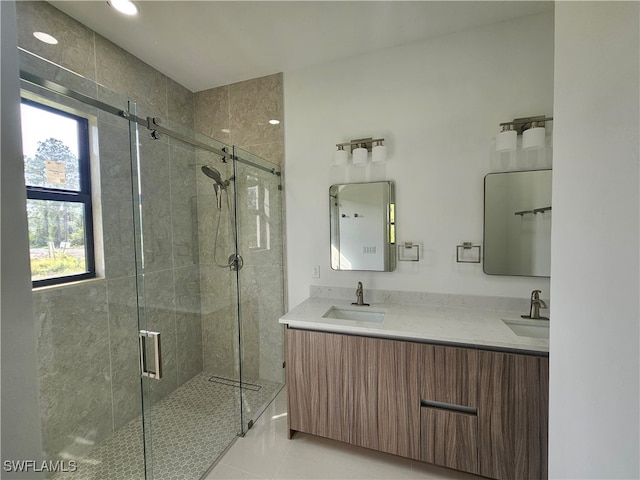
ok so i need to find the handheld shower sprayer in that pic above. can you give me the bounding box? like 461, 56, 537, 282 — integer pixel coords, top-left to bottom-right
201, 165, 232, 210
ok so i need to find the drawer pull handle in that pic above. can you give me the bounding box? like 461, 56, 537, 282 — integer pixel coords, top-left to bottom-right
421, 399, 477, 415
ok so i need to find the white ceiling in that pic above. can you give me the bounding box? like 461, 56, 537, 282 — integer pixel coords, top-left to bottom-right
50, 1, 553, 92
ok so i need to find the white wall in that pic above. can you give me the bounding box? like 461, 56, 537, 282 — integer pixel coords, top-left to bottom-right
1, 1, 45, 477
284, 11, 554, 308
550, 3, 639, 478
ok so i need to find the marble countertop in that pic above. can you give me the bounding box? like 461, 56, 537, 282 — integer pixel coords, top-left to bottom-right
279, 297, 549, 354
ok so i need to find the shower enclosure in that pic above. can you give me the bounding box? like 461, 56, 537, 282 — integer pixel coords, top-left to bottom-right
20, 50, 285, 480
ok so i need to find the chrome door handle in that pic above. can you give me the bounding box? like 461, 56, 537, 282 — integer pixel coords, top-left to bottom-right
139, 330, 162, 380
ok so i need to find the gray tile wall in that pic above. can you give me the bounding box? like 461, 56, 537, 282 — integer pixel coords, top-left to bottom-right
194, 76, 286, 384
16, 1, 202, 461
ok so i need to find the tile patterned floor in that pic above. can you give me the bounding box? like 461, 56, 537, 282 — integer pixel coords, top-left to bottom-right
52, 373, 282, 480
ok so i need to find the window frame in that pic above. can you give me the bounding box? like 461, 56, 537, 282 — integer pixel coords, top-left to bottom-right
21, 97, 96, 288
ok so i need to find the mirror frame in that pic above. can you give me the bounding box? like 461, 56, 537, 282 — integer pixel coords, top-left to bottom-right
329, 181, 396, 272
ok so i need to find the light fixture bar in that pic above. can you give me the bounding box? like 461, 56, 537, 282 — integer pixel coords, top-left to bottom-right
499, 116, 553, 135
336, 137, 384, 152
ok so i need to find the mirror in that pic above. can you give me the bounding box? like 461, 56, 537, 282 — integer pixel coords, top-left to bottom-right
484, 170, 551, 277
330, 181, 396, 271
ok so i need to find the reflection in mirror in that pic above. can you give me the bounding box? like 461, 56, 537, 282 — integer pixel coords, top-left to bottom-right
330, 181, 396, 271
484, 170, 551, 277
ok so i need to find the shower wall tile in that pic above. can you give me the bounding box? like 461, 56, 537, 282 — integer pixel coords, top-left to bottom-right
228, 73, 284, 147
107, 276, 143, 431
194, 86, 231, 144
194, 71, 286, 389
174, 259, 203, 384
176, 312, 203, 385
240, 298, 260, 380
99, 119, 137, 279
16, 1, 97, 81
34, 281, 113, 460
241, 141, 285, 167
174, 265, 202, 315
200, 264, 233, 315
239, 265, 286, 383
143, 269, 178, 404
18, 49, 98, 100
167, 77, 194, 129
139, 135, 174, 273
94, 34, 168, 118
170, 144, 199, 268
202, 306, 239, 378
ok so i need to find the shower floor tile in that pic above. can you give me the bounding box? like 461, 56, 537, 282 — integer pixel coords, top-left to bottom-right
52, 373, 282, 480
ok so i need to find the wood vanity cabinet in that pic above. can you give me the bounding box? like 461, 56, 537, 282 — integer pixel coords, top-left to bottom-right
349, 335, 420, 458
419, 345, 549, 480
286, 328, 420, 458
478, 350, 549, 480
286, 327, 548, 480
285, 329, 349, 442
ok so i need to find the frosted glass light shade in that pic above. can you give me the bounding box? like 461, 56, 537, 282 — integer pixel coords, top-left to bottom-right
334, 148, 348, 165
372, 144, 387, 163
352, 147, 368, 166
496, 129, 517, 152
522, 126, 545, 150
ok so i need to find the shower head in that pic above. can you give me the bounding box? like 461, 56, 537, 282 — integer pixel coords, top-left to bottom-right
201, 165, 229, 188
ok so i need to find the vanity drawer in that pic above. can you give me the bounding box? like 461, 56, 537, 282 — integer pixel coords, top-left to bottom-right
420, 406, 479, 475
420, 344, 478, 407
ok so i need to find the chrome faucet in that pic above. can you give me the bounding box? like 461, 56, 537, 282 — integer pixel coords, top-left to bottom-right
523, 289, 548, 320
352, 281, 369, 306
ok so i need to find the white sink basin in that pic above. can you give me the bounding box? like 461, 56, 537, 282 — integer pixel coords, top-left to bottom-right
322, 306, 385, 323
502, 318, 549, 339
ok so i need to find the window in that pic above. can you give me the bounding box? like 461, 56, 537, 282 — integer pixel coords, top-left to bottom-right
20, 98, 95, 287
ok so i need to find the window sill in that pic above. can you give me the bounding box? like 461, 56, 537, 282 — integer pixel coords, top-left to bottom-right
32, 276, 105, 293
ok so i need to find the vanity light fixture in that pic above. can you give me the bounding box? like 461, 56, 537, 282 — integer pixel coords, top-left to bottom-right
522, 121, 546, 150
496, 116, 553, 152
372, 139, 387, 163
352, 143, 368, 166
334, 137, 386, 166
108, 0, 139, 16
496, 125, 517, 152
334, 145, 349, 165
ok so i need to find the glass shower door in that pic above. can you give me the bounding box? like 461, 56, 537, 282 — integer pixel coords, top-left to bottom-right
19, 60, 150, 480
232, 146, 286, 433
130, 109, 244, 479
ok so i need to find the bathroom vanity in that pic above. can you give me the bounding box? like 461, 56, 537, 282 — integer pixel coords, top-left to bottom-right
280, 294, 549, 480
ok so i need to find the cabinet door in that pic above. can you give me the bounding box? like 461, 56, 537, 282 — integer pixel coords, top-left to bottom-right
478, 351, 549, 480
421, 344, 477, 407
420, 407, 478, 474
349, 336, 421, 458
285, 328, 349, 442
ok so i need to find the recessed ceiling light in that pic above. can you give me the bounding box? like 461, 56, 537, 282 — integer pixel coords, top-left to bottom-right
221, 128, 231, 134
33, 31, 58, 45
108, 0, 138, 16
268, 119, 280, 125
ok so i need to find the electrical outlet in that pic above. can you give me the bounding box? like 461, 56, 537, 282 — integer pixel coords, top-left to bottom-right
311, 265, 320, 278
